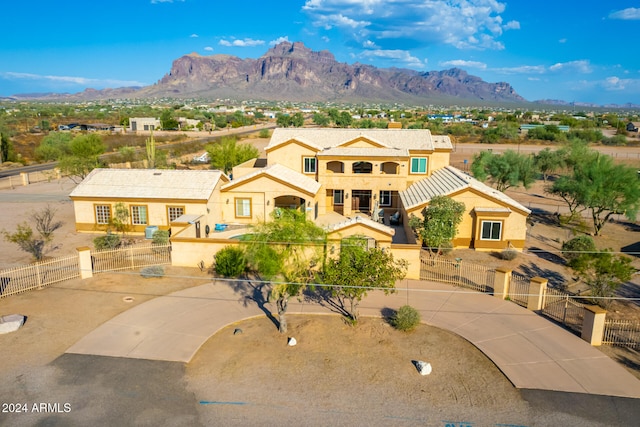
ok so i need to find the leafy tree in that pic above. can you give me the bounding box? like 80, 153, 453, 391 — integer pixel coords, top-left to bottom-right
0, 132, 17, 163
109, 202, 130, 236
547, 175, 587, 218
533, 148, 566, 182
321, 238, 407, 322
471, 150, 538, 191
561, 236, 597, 266
562, 243, 634, 308
410, 196, 465, 256
206, 136, 259, 175
335, 111, 353, 128
276, 113, 291, 127
312, 112, 330, 126
34, 131, 73, 161
58, 134, 105, 181
243, 209, 327, 333
160, 109, 179, 130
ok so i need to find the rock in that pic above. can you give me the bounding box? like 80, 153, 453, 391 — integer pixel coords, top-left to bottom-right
414, 360, 432, 376
288, 337, 297, 346
233, 328, 243, 335
0, 314, 26, 334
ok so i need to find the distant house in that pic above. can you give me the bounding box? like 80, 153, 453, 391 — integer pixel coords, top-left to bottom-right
626, 122, 639, 133
129, 117, 160, 132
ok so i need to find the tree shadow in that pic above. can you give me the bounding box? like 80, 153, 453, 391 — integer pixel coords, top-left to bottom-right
528, 246, 567, 266
218, 274, 280, 330
621, 242, 640, 258
516, 261, 567, 290
303, 286, 350, 319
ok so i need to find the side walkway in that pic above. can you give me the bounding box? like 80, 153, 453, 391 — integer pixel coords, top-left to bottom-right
66, 279, 640, 399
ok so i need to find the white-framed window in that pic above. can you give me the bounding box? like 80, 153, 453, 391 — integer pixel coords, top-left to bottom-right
379, 191, 392, 207
333, 189, 344, 205
95, 205, 111, 224
168, 206, 185, 222
303, 157, 317, 174
410, 157, 427, 174
131, 205, 148, 225
235, 198, 252, 218
480, 221, 502, 241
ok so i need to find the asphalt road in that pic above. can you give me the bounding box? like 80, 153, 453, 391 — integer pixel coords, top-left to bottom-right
0, 353, 638, 426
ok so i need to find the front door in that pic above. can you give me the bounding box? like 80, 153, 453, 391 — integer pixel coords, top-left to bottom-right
351, 190, 372, 214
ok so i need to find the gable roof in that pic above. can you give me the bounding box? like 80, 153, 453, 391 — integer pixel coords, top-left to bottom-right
325, 215, 395, 236
69, 168, 228, 201
399, 166, 531, 214
221, 163, 321, 196
267, 128, 452, 153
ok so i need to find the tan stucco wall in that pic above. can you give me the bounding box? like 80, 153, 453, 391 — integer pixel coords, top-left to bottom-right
266, 141, 318, 173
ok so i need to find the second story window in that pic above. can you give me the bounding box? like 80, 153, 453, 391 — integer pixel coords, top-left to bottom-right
410, 157, 427, 174
304, 157, 316, 174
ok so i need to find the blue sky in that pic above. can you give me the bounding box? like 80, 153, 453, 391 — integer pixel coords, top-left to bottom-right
1, 0, 639, 106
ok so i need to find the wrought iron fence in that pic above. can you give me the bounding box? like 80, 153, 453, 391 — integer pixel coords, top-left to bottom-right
91, 244, 171, 274
0, 255, 80, 298
509, 272, 530, 308
541, 287, 585, 335
603, 319, 640, 348
420, 251, 495, 293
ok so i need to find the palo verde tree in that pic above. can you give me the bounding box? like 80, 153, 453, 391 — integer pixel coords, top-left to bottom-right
471, 150, 537, 191
533, 147, 566, 182
58, 133, 106, 182
206, 136, 259, 175
321, 237, 408, 323
409, 196, 465, 257
243, 209, 327, 333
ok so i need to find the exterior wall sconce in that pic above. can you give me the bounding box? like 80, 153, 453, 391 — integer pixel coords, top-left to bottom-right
267, 200, 270, 206
307, 201, 311, 207
226, 199, 229, 204
373, 194, 377, 200
345, 193, 349, 199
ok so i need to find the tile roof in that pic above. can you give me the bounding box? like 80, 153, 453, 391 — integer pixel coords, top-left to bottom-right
324, 215, 395, 236
399, 166, 531, 214
317, 147, 409, 158
267, 128, 452, 152
221, 163, 321, 195
69, 168, 226, 200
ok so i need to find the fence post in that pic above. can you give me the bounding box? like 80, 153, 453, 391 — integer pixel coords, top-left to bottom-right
77, 247, 93, 279
35, 262, 43, 289
581, 305, 607, 346
527, 277, 547, 311
493, 268, 511, 300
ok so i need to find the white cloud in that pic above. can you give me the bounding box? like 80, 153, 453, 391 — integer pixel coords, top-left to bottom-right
0, 72, 146, 87
302, 0, 519, 50
204, 46, 214, 52
358, 49, 425, 68
600, 76, 640, 92
439, 60, 487, 70
549, 60, 592, 73
151, 0, 185, 4
190, 34, 199, 38
269, 36, 290, 46
493, 65, 547, 74
219, 38, 265, 47
363, 40, 378, 48
609, 8, 640, 20
558, 38, 567, 43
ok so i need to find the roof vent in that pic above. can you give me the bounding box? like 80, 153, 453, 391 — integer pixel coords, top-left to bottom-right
153, 172, 162, 176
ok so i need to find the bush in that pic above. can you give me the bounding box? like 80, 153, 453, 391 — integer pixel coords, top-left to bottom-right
152, 230, 170, 245
440, 241, 454, 256
390, 305, 421, 331
562, 235, 596, 265
500, 249, 518, 260
214, 246, 247, 277
140, 265, 165, 278
93, 233, 121, 250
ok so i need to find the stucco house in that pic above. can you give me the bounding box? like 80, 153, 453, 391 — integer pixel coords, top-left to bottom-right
69, 169, 229, 235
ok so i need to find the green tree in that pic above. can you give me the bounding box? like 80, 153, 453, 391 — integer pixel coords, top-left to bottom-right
312, 113, 330, 126
160, 109, 179, 130
0, 132, 17, 163
243, 209, 327, 333
321, 237, 407, 322
471, 150, 538, 191
214, 246, 247, 277
109, 202, 130, 237
410, 196, 465, 256
533, 148, 566, 182
34, 131, 73, 161
335, 111, 353, 128
2, 206, 63, 261
206, 136, 259, 175
58, 134, 105, 181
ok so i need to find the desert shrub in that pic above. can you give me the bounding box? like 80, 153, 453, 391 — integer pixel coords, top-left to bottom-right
562, 235, 596, 265
259, 129, 271, 138
140, 265, 165, 278
390, 305, 421, 331
440, 241, 454, 255
500, 249, 518, 260
152, 230, 170, 245
214, 246, 247, 277
93, 233, 121, 250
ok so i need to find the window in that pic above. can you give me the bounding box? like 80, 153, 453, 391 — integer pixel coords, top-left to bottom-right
131, 205, 148, 225
168, 206, 185, 222
379, 191, 392, 207
303, 157, 316, 173
333, 190, 344, 205
480, 221, 502, 241
235, 198, 252, 218
410, 157, 427, 174
95, 205, 111, 224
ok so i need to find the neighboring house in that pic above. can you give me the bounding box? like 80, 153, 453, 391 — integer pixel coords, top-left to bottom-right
69, 169, 229, 234
626, 122, 639, 133
129, 117, 160, 132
